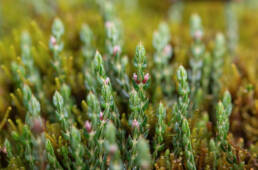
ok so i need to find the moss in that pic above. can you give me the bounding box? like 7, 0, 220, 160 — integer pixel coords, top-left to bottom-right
0, 0, 257, 169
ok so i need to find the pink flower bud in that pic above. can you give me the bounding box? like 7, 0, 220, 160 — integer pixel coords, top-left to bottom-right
133, 73, 137, 81
132, 119, 139, 129
104, 77, 110, 85
50, 36, 57, 46
163, 45, 172, 56
133, 73, 140, 84
31, 118, 44, 135
99, 112, 104, 121
109, 144, 118, 154
1, 147, 6, 154
142, 73, 150, 84
84, 121, 92, 133
194, 30, 203, 40
113, 45, 121, 55
105, 21, 113, 29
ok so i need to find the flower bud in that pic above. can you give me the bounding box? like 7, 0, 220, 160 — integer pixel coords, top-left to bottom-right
0, 147, 7, 154
50, 36, 57, 46
132, 119, 139, 129
163, 44, 172, 57
143, 73, 150, 84
113, 45, 121, 55
133, 73, 137, 81
31, 117, 44, 135
194, 29, 203, 40
84, 121, 92, 133
108, 144, 118, 154
99, 112, 104, 121
105, 21, 113, 29
104, 77, 110, 85
133, 73, 140, 84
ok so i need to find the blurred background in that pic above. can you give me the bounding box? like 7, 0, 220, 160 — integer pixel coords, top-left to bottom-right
0, 0, 258, 55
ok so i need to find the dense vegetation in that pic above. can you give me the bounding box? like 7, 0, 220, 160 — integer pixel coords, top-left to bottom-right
0, 0, 257, 169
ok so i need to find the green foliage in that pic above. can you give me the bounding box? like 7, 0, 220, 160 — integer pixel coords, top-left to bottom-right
189, 14, 205, 113
45, 139, 62, 170
136, 138, 151, 170
152, 22, 174, 100
153, 103, 166, 160
0, 0, 257, 169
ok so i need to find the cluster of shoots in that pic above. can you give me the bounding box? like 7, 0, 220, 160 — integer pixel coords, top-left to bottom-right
189, 14, 205, 113
152, 22, 174, 101
1, 2, 256, 169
